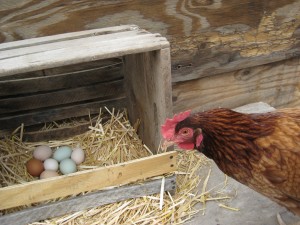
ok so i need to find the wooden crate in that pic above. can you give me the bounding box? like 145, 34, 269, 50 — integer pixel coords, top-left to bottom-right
0, 25, 176, 224
0, 24, 173, 152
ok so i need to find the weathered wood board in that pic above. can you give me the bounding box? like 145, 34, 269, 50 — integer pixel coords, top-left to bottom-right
0, 56, 125, 130
173, 56, 300, 112
0, 175, 176, 225
0, 151, 177, 210
0, 0, 299, 82
0, 25, 169, 77
124, 48, 172, 151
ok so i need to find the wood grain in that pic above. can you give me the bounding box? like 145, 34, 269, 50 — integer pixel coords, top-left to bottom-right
0, 96, 126, 130
0, 26, 169, 77
0, 58, 122, 80
0, 79, 123, 114
0, 67, 122, 97
0, 175, 176, 225
124, 48, 173, 152
0, 151, 177, 210
0, 0, 299, 81
173, 56, 300, 112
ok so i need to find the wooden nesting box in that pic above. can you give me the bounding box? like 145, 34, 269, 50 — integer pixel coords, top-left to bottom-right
0, 24, 173, 152
0, 152, 177, 225
0, 25, 176, 224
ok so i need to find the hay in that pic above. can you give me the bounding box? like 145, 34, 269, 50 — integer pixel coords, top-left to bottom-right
0, 108, 237, 224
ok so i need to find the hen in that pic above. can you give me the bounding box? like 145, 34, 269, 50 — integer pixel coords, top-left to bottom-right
161, 108, 300, 215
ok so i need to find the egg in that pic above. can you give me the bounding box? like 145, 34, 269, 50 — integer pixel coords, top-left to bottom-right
71, 147, 85, 164
44, 158, 59, 171
26, 158, 44, 177
40, 170, 59, 179
33, 145, 52, 161
60, 159, 77, 175
53, 146, 72, 162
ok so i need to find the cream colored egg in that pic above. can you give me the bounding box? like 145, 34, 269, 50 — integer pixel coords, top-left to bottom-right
71, 147, 85, 164
40, 170, 59, 179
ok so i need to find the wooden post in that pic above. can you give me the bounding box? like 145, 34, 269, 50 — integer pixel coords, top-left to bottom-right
124, 48, 173, 152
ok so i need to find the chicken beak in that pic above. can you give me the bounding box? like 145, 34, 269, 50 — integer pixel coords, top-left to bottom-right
162, 140, 175, 150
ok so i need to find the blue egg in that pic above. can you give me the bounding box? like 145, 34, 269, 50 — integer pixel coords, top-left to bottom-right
59, 159, 77, 175
53, 146, 72, 162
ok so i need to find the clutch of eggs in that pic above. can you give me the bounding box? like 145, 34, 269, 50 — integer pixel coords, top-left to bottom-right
26, 145, 85, 178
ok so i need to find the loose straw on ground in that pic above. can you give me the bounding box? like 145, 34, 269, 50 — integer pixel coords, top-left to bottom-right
0, 108, 238, 224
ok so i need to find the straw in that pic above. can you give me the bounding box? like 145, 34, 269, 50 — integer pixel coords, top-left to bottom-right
0, 108, 237, 224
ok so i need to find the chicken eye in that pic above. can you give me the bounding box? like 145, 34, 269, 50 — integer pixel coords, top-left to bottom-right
179, 128, 191, 136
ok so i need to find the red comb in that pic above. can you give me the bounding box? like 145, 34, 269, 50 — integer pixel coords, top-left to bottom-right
161, 110, 191, 139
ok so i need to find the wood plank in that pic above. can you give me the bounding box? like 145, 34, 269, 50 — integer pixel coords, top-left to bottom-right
21, 114, 112, 142
172, 47, 300, 83
0, 79, 124, 114
0, 29, 169, 77
0, 70, 44, 81
23, 121, 92, 142
0, 29, 150, 59
0, 151, 177, 210
0, 121, 92, 142
0, 25, 136, 50
43, 58, 122, 76
0, 96, 126, 130
0, 175, 176, 225
0, 58, 122, 81
0, 61, 122, 97
172, 56, 300, 113
124, 48, 173, 152
0, 1, 299, 81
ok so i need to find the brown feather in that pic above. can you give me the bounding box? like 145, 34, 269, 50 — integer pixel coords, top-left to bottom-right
175, 108, 300, 215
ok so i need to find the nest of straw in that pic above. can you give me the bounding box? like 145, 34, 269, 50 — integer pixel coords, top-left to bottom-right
0, 108, 236, 224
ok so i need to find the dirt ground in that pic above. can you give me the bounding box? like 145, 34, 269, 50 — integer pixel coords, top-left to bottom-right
185, 162, 300, 225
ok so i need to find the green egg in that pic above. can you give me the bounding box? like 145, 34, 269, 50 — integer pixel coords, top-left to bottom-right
53, 146, 72, 162
59, 159, 77, 175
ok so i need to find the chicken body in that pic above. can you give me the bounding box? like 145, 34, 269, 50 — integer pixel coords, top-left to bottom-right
161, 108, 300, 215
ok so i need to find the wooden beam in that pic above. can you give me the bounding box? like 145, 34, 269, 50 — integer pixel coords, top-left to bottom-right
0, 175, 176, 225
0, 151, 177, 210
124, 48, 173, 152
0, 1, 299, 82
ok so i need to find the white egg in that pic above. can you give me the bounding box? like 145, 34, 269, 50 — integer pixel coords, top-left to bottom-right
43, 158, 59, 171
71, 147, 85, 164
33, 145, 52, 161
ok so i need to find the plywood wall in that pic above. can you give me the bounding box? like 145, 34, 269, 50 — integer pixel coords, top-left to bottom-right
1, 0, 300, 111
